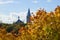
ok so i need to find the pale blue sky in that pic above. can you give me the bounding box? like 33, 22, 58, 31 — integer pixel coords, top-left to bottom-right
0, 0, 60, 14
0, 0, 60, 23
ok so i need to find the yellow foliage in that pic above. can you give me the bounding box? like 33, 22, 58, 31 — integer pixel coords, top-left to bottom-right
0, 6, 60, 40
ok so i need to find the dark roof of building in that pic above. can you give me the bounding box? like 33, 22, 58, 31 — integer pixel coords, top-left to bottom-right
14, 16, 24, 24
15, 19, 24, 24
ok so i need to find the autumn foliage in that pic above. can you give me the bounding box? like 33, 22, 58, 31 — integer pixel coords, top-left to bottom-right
0, 6, 60, 40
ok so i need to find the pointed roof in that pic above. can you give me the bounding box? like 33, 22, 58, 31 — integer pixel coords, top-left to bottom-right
26, 8, 31, 23
15, 16, 24, 24
27, 8, 31, 17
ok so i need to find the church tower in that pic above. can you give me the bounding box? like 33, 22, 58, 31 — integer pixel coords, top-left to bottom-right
26, 8, 31, 23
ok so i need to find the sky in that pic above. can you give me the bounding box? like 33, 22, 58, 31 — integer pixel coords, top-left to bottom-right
0, 0, 60, 24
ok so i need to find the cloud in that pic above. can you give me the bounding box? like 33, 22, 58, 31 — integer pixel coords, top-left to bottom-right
0, 11, 27, 24
0, 0, 17, 4
0, 1, 14, 4
32, 0, 38, 4
0, 13, 14, 24
47, 0, 52, 2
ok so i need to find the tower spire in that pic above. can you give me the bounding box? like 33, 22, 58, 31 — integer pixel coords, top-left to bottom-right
26, 8, 31, 23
